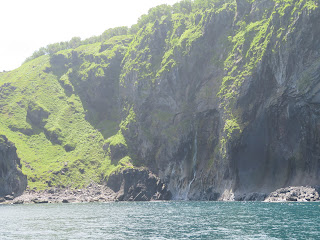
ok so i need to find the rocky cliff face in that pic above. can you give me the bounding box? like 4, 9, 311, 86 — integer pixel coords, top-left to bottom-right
118, 0, 320, 200
0, 135, 27, 197
1, 0, 319, 200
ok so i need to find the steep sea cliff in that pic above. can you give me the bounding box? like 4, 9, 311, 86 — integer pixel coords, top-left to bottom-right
0, 0, 319, 201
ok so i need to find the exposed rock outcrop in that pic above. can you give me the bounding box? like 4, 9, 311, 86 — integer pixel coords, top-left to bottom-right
118, 0, 320, 200
107, 168, 171, 201
27, 101, 49, 127
0, 135, 27, 197
265, 186, 320, 202
2, 183, 117, 204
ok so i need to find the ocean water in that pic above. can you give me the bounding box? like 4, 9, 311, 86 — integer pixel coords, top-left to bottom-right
0, 201, 319, 239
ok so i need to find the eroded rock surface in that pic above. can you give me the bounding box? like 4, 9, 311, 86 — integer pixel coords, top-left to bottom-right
0, 135, 27, 197
107, 168, 171, 201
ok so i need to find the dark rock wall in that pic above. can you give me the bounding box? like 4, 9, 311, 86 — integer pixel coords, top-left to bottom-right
234, 2, 320, 195
120, 2, 235, 200
107, 168, 171, 201
0, 135, 27, 197
118, 0, 320, 199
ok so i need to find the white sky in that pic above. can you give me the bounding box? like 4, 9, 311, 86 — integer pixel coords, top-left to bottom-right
0, 0, 181, 71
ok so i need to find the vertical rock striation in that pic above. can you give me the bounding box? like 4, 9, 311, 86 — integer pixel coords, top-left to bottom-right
0, 135, 27, 197
118, 0, 320, 200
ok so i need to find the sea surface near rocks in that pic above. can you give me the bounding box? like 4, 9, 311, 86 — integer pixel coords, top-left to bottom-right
0, 201, 319, 239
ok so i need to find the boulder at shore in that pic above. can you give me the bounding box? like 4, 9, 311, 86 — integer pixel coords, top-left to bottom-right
107, 168, 171, 201
265, 186, 320, 202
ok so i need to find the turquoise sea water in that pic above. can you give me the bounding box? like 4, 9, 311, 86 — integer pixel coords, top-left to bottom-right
0, 201, 319, 239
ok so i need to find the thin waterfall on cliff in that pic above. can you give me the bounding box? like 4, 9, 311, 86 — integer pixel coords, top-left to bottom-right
185, 130, 198, 199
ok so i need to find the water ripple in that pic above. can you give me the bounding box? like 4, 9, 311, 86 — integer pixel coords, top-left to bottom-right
0, 201, 319, 239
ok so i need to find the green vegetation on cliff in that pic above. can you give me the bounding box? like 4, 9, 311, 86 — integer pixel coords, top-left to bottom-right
0, 33, 133, 190
0, 0, 318, 192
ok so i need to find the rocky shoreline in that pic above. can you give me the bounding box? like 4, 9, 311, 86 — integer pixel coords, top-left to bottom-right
234, 186, 320, 202
264, 186, 320, 202
1, 185, 319, 204
0, 168, 173, 204
0, 183, 118, 204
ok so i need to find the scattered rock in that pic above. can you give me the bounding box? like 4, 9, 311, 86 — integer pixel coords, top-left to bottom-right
38, 200, 49, 204
13, 199, 24, 204
1, 183, 119, 204
265, 186, 320, 202
4, 195, 14, 200
235, 192, 267, 201
286, 196, 297, 201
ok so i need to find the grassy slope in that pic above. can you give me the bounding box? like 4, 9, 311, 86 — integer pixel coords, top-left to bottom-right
0, 37, 133, 190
